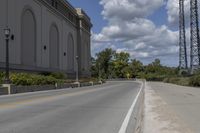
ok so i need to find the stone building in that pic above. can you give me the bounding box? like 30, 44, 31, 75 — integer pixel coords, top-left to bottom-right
0, 0, 92, 77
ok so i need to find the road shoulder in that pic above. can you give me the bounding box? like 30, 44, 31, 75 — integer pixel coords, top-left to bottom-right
143, 82, 193, 133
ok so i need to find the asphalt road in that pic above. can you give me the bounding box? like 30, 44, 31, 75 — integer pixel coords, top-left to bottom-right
0, 81, 141, 133
149, 82, 200, 133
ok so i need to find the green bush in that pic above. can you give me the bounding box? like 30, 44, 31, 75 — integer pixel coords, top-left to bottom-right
189, 75, 200, 87
10, 73, 64, 86
0, 72, 5, 84
50, 72, 66, 79
0, 72, 100, 86
79, 77, 99, 83
137, 73, 166, 81
163, 77, 190, 86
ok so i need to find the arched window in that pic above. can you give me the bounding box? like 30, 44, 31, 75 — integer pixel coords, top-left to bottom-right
21, 9, 36, 66
49, 24, 59, 69
67, 34, 74, 71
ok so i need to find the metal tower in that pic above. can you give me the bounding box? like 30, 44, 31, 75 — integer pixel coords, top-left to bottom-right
190, 0, 200, 72
179, 0, 188, 69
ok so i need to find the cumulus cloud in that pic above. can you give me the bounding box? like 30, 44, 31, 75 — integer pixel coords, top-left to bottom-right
100, 0, 164, 20
92, 0, 182, 66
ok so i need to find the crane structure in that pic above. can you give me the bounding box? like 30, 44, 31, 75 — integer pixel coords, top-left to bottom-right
190, 0, 200, 72
179, 0, 188, 69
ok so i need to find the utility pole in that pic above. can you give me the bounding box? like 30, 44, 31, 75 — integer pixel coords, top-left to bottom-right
190, 0, 200, 73
179, 0, 188, 69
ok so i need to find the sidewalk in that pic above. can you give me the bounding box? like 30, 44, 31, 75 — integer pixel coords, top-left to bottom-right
143, 82, 194, 133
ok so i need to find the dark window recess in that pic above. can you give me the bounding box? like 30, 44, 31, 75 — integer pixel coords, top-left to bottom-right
44, 45, 47, 50
64, 52, 66, 56
11, 35, 14, 40
51, 0, 58, 9
55, 2, 58, 9
51, 0, 55, 6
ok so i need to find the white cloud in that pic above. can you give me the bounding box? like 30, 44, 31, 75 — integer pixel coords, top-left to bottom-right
100, 0, 164, 21
92, 0, 182, 66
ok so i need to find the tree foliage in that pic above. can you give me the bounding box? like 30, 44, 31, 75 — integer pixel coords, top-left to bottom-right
113, 52, 130, 78
91, 48, 177, 80
91, 48, 115, 79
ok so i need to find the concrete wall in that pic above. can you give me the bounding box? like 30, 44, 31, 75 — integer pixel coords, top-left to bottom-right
0, 0, 91, 78
1, 82, 100, 95
0, 87, 8, 95
81, 30, 91, 76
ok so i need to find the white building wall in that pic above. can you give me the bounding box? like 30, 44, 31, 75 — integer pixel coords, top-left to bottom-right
0, 0, 90, 77
62, 20, 77, 72
4, 0, 43, 66
0, 0, 7, 63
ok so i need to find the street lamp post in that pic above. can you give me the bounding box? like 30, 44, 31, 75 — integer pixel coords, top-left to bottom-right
98, 62, 102, 84
4, 27, 11, 84
75, 55, 79, 83
98, 63, 101, 81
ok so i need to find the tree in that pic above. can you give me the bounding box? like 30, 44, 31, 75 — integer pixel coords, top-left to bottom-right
145, 59, 162, 73
91, 57, 98, 78
95, 48, 115, 79
91, 48, 178, 81
114, 52, 130, 62
152, 58, 161, 66
130, 59, 143, 78
113, 52, 130, 78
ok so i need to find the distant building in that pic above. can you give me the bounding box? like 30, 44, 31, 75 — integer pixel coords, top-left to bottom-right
0, 0, 92, 78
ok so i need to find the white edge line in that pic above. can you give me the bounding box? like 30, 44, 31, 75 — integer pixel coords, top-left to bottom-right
118, 81, 144, 133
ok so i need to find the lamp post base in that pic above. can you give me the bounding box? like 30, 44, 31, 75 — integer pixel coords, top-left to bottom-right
74, 81, 80, 87
2, 83, 11, 95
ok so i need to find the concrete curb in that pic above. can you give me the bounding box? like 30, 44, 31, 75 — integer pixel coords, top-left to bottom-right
0, 81, 103, 96
133, 80, 145, 133
119, 79, 145, 133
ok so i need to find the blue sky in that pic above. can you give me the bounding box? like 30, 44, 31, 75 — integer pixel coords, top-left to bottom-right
148, 5, 167, 27
68, 0, 106, 33
68, 0, 184, 66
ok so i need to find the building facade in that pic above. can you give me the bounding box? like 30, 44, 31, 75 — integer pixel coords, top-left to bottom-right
0, 0, 92, 77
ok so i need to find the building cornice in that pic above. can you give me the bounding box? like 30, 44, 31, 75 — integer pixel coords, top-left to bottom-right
76, 8, 92, 27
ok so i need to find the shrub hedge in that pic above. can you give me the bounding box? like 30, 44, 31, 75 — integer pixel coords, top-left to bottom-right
10, 73, 64, 86
0, 72, 64, 86
0, 72, 99, 86
189, 75, 200, 87
0, 72, 4, 84
135, 72, 200, 87
163, 77, 190, 86
137, 73, 167, 81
